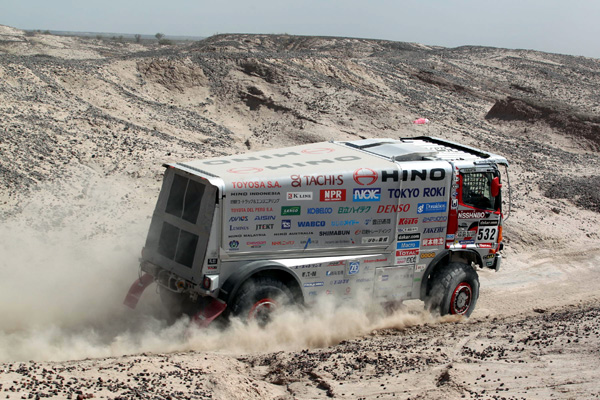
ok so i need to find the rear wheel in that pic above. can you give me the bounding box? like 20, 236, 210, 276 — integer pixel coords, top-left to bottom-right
426, 262, 479, 317
230, 277, 294, 325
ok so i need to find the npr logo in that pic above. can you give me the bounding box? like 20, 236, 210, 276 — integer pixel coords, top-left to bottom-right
353, 188, 381, 202
320, 189, 346, 202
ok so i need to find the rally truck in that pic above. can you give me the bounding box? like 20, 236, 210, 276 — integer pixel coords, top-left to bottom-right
124, 136, 509, 325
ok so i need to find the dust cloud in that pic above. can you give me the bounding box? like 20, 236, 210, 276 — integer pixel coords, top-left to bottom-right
0, 171, 451, 363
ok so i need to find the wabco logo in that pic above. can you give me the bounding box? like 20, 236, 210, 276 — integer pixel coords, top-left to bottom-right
353, 168, 378, 185
320, 189, 346, 202
353, 188, 381, 202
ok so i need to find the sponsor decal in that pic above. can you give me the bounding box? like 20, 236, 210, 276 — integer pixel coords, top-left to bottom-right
294, 263, 321, 269
326, 270, 344, 276
381, 168, 446, 182
364, 257, 388, 263
308, 291, 317, 296
415, 264, 427, 272
272, 240, 294, 246
420, 252, 436, 259
381, 275, 389, 282
353, 168, 378, 185
227, 167, 264, 174
459, 240, 475, 245
298, 221, 326, 227
398, 218, 419, 225
458, 210, 486, 219
229, 225, 249, 231
396, 249, 419, 257
320, 189, 346, 202
287, 192, 313, 201
292, 174, 344, 187
256, 224, 274, 230
451, 199, 458, 209
479, 219, 499, 226
231, 207, 274, 213
303, 282, 324, 288
229, 216, 248, 222
484, 254, 495, 259
423, 216, 448, 223
486, 261, 494, 267
229, 240, 239, 249
255, 215, 276, 221
208, 258, 218, 265
281, 219, 291, 229
388, 188, 419, 199
308, 207, 333, 214
338, 206, 371, 214
331, 279, 350, 285
477, 243, 494, 248
397, 233, 421, 241
281, 206, 301, 216
231, 181, 280, 189
361, 236, 389, 244
446, 234, 455, 240
398, 227, 419, 233
423, 227, 444, 234
327, 260, 346, 267
417, 202, 447, 214
231, 199, 279, 205
397, 241, 420, 249
396, 256, 417, 264
422, 237, 444, 246
246, 240, 267, 248
319, 230, 351, 236
372, 218, 391, 225
302, 271, 318, 278
348, 261, 360, 275
356, 278, 372, 283
301, 147, 334, 154
423, 187, 446, 197
377, 204, 410, 213
353, 188, 381, 202
332, 220, 360, 226
356, 228, 392, 235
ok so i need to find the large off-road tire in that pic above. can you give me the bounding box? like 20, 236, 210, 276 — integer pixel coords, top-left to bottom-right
426, 262, 480, 317
230, 276, 294, 325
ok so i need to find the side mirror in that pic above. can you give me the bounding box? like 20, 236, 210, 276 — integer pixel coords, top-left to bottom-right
491, 176, 502, 198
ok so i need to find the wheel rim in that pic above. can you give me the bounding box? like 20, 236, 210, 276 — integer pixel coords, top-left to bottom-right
450, 282, 472, 315
248, 298, 278, 323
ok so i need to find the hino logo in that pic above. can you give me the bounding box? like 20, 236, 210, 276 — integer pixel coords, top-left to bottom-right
381, 168, 446, 182
353, 188, 381, 202
353, 168, 378, 185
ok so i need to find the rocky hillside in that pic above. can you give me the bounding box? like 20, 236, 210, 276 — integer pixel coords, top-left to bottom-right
1, 25, 599, 246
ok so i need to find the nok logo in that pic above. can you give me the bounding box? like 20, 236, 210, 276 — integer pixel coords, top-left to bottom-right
353, 168, 378, 186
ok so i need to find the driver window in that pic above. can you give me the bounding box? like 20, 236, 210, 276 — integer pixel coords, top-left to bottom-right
461, 172, 494, 210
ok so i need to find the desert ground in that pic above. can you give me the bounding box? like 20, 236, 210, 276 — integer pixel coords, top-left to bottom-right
1, 25, 599, 399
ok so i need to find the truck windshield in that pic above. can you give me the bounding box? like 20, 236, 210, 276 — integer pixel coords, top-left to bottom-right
461, 172, 499, 211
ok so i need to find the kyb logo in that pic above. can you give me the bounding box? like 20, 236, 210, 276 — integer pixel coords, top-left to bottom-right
320, 189, 346, 202
353, 168, 378, 186
353, 188, 381, 202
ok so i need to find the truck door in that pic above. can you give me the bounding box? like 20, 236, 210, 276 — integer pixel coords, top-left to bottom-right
452, 167, 502, 262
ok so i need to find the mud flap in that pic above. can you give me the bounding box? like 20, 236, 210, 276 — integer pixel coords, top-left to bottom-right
191, 298, 227, 328
123, 273, 155, 309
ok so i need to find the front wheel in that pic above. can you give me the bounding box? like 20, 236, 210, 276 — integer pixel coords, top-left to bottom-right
230, 277, 294, 325
426, 262, 480, 317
